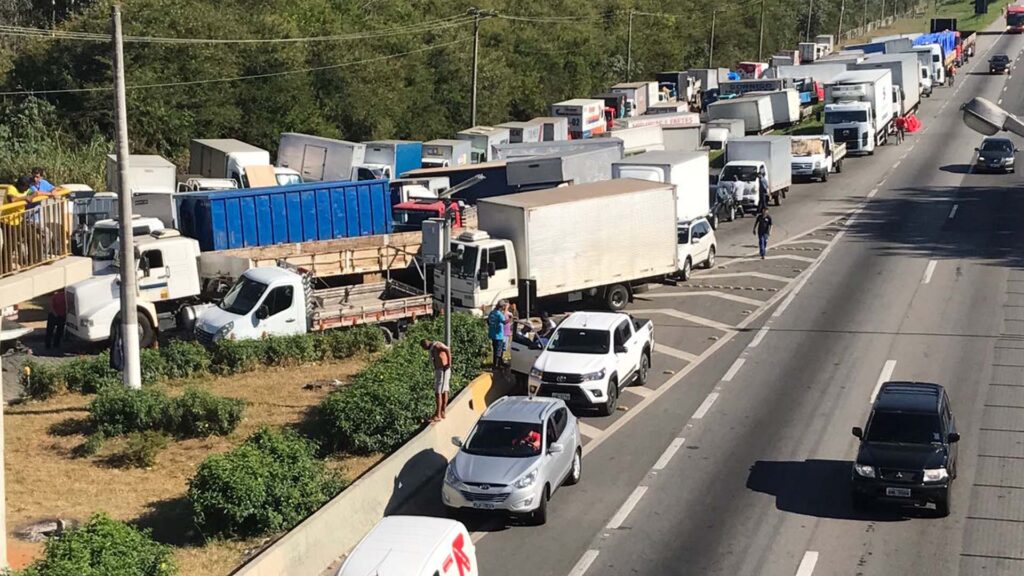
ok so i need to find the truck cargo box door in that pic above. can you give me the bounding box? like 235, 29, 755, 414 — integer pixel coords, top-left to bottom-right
301, 145, 327, 181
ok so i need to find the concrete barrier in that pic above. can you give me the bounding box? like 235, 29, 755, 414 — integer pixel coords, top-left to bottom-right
231, 371, 515, 576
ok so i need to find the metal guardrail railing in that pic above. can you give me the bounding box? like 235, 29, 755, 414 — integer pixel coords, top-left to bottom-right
1, 196, 72, 278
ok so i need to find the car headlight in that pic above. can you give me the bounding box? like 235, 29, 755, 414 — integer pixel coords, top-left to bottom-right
513, 469, 538, 489
854, 463, 876, 478
978, 156, 986, 162
923, 468, 948, 482
530, 368, 543, 379
445, 465, 464, 488
215, 321, 234, 339
581, 368, 607, 382
814, 161, 822, 168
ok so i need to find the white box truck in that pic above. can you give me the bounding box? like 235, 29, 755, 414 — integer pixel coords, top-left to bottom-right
707, 94, 776, 134
533, 117, 570, 141
612, 150, 710, 223
721, 136, 792, 211
550, 99, 607, 139
457, 126, 511, 163
105, 154, 178, 226
824, 69, 894, 154
850, 53, 921, 116
494, 138, 624, 161
189, 139, 301, 187
611, 82, 651, 116
770, 63, 851, 85
421, 139, 472, 168
435, 179, 679, 314
507, 146, 621, 191
746, 89, 801, 126
497, 120, 544, 144
276, 133, 375, 181
605, 125, 664, 155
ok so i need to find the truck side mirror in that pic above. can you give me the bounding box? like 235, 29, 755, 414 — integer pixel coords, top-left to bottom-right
487, 262, 497, 277
255, 305, 270, 320
852, 426, 863, 438
477, 271, 489, 290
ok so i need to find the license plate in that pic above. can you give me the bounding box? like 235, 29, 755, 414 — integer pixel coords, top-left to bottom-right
552, 392, 571, 401
886, 487, 911, 498
472, 502, 496, 510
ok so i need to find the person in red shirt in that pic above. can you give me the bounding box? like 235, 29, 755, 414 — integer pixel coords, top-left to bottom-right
45, 290, 66, 350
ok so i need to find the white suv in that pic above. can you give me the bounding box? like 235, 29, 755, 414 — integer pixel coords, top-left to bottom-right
677, 217, 716, 281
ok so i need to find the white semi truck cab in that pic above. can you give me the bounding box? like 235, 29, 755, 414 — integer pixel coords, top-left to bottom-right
85, 216, 168, 273
438, 230, 518, 317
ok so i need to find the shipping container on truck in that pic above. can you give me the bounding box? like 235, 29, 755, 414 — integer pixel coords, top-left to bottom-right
497, 120, 545, 144
187, 139, 301, 187
719, 77, 797, 98
818, 51, 867, 65
746, 89, 801, 127
846, 38, 914, 55
402, 161, 510, 204
799, 42, 829, 63
850, 53, 921, 116
707, 94, 776, 134
456, 126, 512, 163
364, 140, 422, 179
1008, 6, 1024, 32
646, 101, 690, 115
610, 82, 651, 116
723, 136, 792, 208
105, 154, 177, 227
654, 71, 691, 101
614, 111, 701, 130
815, 34, 835, 52
530, 117, 569, 142
506, 146, 622, 192
770, 63, 851, 85
277, 133, 368, 182
605, 125, 664, 155
550, 99, 607, 139
612, 150, 710, 223
175, 179, 392, 252
662, 125, 702, 151
421, 139, 472, 169
493, 139, 625, 161
686, 68, 728, 92
435, 179, 679, 315
705, 119, 746, 140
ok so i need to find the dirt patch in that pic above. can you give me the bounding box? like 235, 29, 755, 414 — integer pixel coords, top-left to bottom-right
4, 356, 383, 576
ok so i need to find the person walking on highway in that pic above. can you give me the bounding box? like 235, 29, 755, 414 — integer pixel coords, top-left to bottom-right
487, 300, 510, 368
421, 339, 452, 422
45, 289, 66, 350
757, 166, 770, 209
754, 207, 773, 259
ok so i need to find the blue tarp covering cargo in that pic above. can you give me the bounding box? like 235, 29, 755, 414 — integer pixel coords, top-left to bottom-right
913, 32, 956, 57
176, 179, 392, 251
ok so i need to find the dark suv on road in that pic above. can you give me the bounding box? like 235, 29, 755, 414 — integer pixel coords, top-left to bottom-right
851, 382, 959, 516
990, 54, 1011, 74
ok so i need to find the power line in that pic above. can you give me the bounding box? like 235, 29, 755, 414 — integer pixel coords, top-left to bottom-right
494, 12, 624, 23
0, 37, 471, 96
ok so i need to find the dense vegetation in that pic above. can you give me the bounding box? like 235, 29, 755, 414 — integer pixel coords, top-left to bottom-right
1, 0, 923, 187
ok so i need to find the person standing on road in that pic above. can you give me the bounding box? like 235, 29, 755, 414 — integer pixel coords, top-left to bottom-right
753, 207, 773, 259
45, 289, 66, 350
421, 339, 452, 422
487, 300, 510, 368
757, 166, 770, 209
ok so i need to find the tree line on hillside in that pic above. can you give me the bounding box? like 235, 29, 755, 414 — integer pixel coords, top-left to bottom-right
1, 0, 917, 186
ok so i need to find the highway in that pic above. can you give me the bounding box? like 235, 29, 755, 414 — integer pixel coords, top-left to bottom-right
460, 21, 1024, 576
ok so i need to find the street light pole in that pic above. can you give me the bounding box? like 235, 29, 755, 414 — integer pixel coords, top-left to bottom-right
626, 9, 635, 81
708, 9, 718, 68
443, 203, 452, 348
470, 7, 481, 127
806, 0, 814, 41
758, 0, 767, 61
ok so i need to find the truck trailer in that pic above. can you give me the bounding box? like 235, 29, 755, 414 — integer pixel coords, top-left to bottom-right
277, 133, 375, 182
707, 94, 776, 134
506, 146, 621, 192
457, 126, 511, 163
850, 53, 921, 116
189, 139, 301, 188
611, 150, 710, 223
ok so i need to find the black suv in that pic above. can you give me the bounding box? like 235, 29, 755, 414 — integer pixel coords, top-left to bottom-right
851, 382, 959, 516
990, 54, 1011, 74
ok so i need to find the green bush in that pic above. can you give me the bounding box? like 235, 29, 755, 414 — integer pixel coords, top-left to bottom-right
165, 387, 244, 438
260, 334, 319, 366
316, 314, 488, 454
316, 325, 386, 359
62, 353, 119, 394
116, 431, 170, 469
188, 427, 342, 538
88, 388, 170, 437
17, 513, 176, 576
208, 339, 264, 375
158, 340, 210, 379
139, 349, 167, 386
20, 360, 65, 400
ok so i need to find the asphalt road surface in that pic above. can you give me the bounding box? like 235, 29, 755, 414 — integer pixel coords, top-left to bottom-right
458, 21, 1024, 576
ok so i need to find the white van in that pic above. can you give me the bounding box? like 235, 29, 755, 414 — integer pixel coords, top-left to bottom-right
337, 516, 477, 576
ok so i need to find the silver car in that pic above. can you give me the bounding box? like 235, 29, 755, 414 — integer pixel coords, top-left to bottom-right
442, 396, 582, 525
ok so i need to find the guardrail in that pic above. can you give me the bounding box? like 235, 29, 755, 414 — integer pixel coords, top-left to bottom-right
1, 197, 72, 278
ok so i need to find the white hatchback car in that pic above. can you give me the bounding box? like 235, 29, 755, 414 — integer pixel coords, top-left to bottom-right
677, 217, 717, 281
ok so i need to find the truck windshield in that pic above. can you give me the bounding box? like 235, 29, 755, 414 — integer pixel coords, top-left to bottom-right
825, 110, 868, 124
720, 165, 759, 182
1009, 13, 1024, 27
455, 245, 479, 279
392, 208, 437, 233
86, 228, 119, 260
865, 412, 943, 445
547, 328, 610, 354
219, 277, 268, 315
275, 173, 302, 186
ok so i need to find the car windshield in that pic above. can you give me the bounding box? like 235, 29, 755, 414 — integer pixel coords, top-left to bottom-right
992, 55, 1010, 63
865, 411, 943, 445
981, 140, 1013, 153
825, 110, 868, 124
218, 277, 268, 315
547, 328, 610, 354
464, 420, 543, 458
721, 165, 758, 182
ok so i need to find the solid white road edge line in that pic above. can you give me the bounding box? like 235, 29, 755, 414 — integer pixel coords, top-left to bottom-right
654, 343, 699, 363
652, 437, 686, 471
722, 358, 746, 382
578, 422, 603, 439
871, 360, 898, 403
624, 386, 651, 398
948, 203, 958, 219
795, 551, 819, 576
606, 486, 648, 530
692, 392, 719, 420
749, 326, 770, 348
567, 550, 600, 576
922, 260, 938, 284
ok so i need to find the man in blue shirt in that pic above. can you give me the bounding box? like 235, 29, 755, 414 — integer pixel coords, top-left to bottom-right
30, 167, 55, 193
487, 300, 510, 368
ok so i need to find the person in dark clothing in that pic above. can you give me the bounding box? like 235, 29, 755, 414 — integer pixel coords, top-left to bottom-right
753, 207, 773, 259
45, 290, 66, 349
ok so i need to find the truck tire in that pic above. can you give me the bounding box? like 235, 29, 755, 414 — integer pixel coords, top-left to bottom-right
774, 193, 782, 206
115, 313, 156, 349
636, 352, 650, 386
599, 378, 619, 416
605, 284, 629, 311
821, 168, 829, 182
836, 160, 843, 173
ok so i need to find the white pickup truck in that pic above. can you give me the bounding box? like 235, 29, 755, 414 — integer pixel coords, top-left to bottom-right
521, 311, 654, 416
790, 135, 846, 182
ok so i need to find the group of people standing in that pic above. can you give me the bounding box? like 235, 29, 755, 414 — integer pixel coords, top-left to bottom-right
7, 167, 55, 202
487, 300, 555, 368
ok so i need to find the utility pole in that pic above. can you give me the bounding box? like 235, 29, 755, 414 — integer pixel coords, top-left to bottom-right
805, 0, 814, 41
112, 5, 142, 390
708, 9, 718, 68
626, 9, 635, 82
0, 342, 7, 570
881, 0, 886, 23
837, 0, 847, 41
470, 7, 481, 127
862, 0, 868, 33
758, 0, 766, 62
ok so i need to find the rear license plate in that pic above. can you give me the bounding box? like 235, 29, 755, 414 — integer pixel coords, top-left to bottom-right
472, 502, 496, 510
886, 487, 911, 498
552, 392, 571, 401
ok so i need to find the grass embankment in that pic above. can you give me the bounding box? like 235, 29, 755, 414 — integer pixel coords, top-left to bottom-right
844, 0, 1016, 46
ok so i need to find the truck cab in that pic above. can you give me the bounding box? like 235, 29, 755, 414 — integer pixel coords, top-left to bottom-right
85, 216, 167, 273
718, 160, 765, 212
824, 101, 875, 154
435, 230, 518, 317
194, 267, 308, 345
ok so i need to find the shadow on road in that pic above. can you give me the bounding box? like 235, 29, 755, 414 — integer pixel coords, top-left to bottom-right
746, 459, 913, 521
939, 164, 973, 174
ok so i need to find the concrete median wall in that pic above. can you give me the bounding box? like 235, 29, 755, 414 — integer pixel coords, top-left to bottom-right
231, 371, 514, 576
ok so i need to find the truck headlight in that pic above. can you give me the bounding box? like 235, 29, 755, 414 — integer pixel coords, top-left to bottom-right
854, 463, 876, 478
814, 161, 822, 169
513, 469, 538, 489
530, 368, 543, 379
923, 468, 948, 482
581, 368, 607, 382
215, 321, 234, 339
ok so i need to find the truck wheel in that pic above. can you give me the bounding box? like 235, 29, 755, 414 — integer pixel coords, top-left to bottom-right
378, 325, 395, 346
821, 169, 828, 182
680, 258, 692, 281
138, 313, 156, 349
599, 379, 619, 416
605, 284, 629, 311
637, 352, 650, 386
774, 194, 782, 207
836, 160, 843, 173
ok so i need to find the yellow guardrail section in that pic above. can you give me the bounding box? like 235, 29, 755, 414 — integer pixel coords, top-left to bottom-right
1, 190, 72, 278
